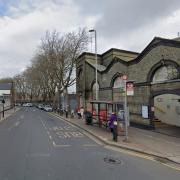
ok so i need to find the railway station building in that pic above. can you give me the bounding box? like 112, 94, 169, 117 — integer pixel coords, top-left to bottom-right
76, 37, 180, 128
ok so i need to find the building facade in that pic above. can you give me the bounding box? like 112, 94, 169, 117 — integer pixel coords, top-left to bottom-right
76, 37, 180, 128
0, 82, 14, 108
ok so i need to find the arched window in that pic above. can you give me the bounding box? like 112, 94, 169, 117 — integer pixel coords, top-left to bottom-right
92, 82, 99, 100
112, 76, 124, 101
152, 65, 178, 83
113, 76, 124, 89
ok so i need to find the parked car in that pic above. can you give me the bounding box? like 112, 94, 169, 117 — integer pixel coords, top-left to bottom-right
43, 105, 53, 112
38, 104, 44, 110
22, 103, 32, 107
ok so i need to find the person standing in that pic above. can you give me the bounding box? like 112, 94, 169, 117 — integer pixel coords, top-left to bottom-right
108, 112, 118, 142
80, 107, 84, 119
77, 107, 81, 119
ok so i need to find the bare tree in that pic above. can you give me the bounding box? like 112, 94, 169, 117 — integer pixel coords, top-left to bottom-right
39, 28, 88, 94
13, 28, 88, 105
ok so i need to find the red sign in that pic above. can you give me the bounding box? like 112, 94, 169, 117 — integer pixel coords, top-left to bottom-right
122, 75, 128, 80
126, 82, 134, 96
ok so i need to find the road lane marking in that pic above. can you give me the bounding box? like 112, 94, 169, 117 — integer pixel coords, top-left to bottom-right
55, 131, 84, 139
48, 113, 103, 146
15, 121, 20, 127
83, 144, 98, 147
8, 120, 22, 131
52, 141, 71, 147
49, 135, 52, 140
26, 153, 50, 158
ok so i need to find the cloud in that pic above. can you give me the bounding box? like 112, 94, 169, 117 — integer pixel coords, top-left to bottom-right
0, 0, 180, 77
0, 0, 97, 77
80, 0, 180, 53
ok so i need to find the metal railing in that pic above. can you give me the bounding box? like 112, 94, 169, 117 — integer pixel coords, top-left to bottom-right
0, 105, 14, 119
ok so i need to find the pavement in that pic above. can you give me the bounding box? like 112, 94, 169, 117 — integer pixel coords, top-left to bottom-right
52, 112, 180, 165
0, 107, 20, 122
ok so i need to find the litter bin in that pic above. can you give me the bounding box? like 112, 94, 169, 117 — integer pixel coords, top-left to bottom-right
85, 111, 92, 125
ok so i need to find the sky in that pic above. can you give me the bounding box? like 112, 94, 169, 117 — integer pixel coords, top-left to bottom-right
0, 0, 180, 78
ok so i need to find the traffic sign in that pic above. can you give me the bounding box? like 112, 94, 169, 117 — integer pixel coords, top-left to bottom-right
126, 82, 134, 96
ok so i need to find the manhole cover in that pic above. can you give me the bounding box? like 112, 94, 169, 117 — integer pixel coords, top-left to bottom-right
104, 157, 122, 165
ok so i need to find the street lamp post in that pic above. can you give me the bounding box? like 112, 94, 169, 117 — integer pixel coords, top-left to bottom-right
89, 29, 98, 100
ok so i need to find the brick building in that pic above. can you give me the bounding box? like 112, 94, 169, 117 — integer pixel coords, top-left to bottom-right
76, 37, 180, 128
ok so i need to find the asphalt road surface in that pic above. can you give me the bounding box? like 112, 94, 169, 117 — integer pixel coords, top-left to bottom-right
0, 108, 179, 180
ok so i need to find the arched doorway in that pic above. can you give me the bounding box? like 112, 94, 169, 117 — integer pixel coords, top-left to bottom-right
149, 61, 180, 128
154, 93, 180, 127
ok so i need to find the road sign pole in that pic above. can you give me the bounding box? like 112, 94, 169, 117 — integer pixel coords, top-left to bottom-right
124, 79, 128, 141
2, 103, 4, 118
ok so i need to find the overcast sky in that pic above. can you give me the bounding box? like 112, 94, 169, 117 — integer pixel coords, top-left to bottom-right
0, 0, 180, 78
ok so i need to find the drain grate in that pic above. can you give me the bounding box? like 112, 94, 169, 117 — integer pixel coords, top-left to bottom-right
104, 157, 122, 165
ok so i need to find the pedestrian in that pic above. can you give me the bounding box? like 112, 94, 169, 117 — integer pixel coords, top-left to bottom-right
71, 109, 75, 118
80, 106, 84, 119
108, 112, 118, 142
77, 107, 81, 119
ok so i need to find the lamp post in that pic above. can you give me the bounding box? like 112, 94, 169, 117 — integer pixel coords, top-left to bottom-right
89, 29, 98, 100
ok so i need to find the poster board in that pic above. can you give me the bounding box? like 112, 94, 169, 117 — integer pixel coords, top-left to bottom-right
142, 105, 149, 118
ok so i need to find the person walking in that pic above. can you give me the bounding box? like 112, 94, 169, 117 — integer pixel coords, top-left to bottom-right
108, 112, 118, 142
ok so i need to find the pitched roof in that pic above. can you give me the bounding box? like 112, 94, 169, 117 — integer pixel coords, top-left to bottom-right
0, 83, 13, 90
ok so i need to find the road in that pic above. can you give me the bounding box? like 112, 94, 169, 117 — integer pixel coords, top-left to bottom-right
0, 108, 179, 180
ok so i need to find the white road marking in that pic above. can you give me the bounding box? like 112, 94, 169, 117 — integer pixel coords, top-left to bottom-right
26, 153, 50, 158
49, 135, 52, 140
8, 120, 21, 131
52, 141, 71, 147
83, 144, 98, 147
55, 131, 84, 139
15, 121, 20, 127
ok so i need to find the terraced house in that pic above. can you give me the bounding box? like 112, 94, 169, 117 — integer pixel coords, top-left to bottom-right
76, 37, 180, 128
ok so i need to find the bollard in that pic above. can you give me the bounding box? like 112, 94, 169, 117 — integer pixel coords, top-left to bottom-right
65, 110, 68, 118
